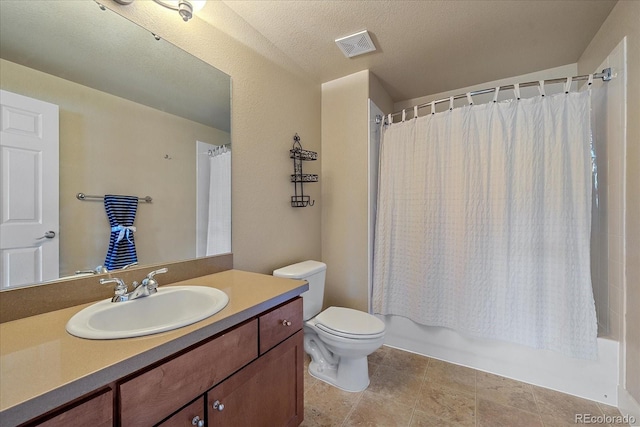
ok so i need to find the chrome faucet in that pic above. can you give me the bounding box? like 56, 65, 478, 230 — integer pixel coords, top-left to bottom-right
128, 268, 168, 300
100, 268, 168, 302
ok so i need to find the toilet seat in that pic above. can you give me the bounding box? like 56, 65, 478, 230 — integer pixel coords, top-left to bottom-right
314, 307, 385, 340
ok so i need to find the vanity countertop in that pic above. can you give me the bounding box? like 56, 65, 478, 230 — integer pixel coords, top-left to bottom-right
0, 269, 308, 426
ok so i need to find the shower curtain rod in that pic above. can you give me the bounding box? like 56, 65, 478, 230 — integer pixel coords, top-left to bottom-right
387, 68, 612, 120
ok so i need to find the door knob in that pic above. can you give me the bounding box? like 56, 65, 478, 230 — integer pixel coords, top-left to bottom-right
191, 415, 204, 426
36, 231, 56, 240
213, 400, 225, 411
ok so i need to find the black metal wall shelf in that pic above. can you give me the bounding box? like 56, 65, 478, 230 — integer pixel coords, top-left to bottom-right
290, 133, 317, 207
290, 174, 319, 183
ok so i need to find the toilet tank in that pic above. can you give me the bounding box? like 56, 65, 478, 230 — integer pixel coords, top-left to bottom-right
273, 260, 326, 321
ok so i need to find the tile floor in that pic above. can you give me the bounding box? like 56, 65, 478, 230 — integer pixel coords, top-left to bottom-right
301, 345, 628, 427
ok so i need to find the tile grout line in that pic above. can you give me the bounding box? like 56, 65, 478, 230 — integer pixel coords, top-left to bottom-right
409, 357, 432, 426
527, 384, 547, 427
475, 368, 478, 427
340, 388, 364, 426
340, 348, 383, 427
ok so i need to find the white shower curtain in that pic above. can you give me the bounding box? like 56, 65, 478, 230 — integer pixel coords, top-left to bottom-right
372, 90, 598, 359
206, 150, 231, 256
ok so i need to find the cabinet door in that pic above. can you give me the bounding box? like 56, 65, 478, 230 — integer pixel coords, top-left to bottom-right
158, 397, 206, 427
207, 330, 304, 427
32, 389, 112, 427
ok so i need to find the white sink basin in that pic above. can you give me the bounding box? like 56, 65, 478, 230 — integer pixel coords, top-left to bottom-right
66, 286, 229, 339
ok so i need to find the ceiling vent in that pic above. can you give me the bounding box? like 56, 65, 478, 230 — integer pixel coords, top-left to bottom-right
335, 30, 376, 58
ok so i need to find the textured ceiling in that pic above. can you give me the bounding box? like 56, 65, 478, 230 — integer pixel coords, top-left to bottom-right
217, 0, 616, 102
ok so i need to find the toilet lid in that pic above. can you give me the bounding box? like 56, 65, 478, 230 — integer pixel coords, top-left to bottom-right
314, 307, 385, 337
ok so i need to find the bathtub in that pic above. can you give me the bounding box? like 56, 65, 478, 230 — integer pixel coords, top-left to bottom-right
380, 314, 619, 406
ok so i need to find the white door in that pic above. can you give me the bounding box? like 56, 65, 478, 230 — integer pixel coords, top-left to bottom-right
0, 90, 59, 289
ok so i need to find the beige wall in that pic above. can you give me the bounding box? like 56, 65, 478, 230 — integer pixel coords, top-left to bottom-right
319, 70, 392, 313
369, 72, 394, 114
321, 70, 371, 311
106, 1, 322, 275
578, 0, 640, 409
0, 58, 228, 278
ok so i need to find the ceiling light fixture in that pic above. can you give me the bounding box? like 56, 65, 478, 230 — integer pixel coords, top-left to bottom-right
113, 0, 206, 22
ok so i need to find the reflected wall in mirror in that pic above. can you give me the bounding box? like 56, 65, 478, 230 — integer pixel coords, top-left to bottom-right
0, 0, 231, 289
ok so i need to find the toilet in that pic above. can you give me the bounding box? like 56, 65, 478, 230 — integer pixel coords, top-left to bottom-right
273, 260, 385, 392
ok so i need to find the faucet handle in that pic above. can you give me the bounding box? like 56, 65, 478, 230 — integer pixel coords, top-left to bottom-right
100, 278, 128, 297
142, 268, 168, 292
146, 268, 168, 278
121, 262, 138, 270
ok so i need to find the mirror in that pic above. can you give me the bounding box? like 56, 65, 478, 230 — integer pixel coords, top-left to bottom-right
0, 1, 231, 287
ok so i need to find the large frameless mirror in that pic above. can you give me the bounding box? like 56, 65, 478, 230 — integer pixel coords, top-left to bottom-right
0, 0, 231, 289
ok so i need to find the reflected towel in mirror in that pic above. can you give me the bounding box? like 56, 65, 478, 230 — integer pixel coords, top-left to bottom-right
104, 195, 139, 270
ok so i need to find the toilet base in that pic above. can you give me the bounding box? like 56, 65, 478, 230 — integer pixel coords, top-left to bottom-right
308, 356, 370, 392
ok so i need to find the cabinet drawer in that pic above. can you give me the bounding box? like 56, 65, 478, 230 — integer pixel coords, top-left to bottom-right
119, 320, 258, 427
259, 298, 302, 354
33, 389, 112, 427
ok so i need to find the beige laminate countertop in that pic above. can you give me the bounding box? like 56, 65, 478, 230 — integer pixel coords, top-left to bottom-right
0, 270, 308, 427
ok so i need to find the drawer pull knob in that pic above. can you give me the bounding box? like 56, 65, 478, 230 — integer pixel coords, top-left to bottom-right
192, 415, 204, 427
282, 319, 292, 326
213, 400, 225, 411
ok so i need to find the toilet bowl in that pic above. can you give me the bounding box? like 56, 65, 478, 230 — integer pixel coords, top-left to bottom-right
273, 261, 385, 392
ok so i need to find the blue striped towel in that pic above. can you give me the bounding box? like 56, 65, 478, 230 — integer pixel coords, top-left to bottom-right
104, 195, 138, 270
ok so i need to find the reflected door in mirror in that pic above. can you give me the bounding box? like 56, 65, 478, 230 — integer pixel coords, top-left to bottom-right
0, 90, 59, 289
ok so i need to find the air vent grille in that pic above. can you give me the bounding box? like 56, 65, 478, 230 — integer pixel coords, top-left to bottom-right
335, 30, 376, 58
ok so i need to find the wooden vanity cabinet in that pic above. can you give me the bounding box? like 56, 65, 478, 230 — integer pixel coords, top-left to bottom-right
121, 297, 304, 427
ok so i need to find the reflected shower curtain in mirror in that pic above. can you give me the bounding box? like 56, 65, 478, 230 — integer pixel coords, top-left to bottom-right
206, 149, 231, 255
372, 90, 598, 359
104, 195, 138, 270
